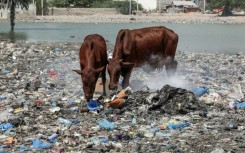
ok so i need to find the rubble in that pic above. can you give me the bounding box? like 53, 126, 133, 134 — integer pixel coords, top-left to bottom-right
0, 40, 244, 152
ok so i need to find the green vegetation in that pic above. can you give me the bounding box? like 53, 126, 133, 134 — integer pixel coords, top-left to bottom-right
207, 0, 245, 16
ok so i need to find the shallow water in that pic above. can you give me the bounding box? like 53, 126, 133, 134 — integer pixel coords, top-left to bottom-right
1, 22, 245, 54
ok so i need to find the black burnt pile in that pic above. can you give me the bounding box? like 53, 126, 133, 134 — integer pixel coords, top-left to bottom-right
124, 85, 207, 115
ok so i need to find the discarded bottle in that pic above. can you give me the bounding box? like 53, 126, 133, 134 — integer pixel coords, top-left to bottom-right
48, 133, 58, 143
166, 122, 190, 130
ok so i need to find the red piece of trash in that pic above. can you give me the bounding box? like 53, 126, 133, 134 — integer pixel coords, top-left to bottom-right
35, 99, 42, 105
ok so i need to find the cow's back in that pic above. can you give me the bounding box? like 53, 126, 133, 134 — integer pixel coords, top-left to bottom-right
80, 34, 108, 69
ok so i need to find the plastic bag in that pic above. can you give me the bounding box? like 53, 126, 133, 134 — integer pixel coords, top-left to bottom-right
98, 119, 115, 130
31, 138, 51, 149
87, 100, 100, 111
192, 87, 209, 97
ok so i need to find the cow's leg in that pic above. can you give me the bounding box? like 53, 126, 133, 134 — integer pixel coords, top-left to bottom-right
165, 57, 178, 77
121, 68, 133, 89
101, 67, 107, 96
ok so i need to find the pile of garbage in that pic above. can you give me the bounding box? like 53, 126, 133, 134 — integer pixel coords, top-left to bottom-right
0, 41, 244, 152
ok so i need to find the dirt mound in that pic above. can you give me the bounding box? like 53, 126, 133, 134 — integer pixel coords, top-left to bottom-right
124, 85, 207, 115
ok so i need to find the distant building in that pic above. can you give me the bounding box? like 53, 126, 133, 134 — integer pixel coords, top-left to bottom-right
157, 0, 203, 13
166, 1, 200, 13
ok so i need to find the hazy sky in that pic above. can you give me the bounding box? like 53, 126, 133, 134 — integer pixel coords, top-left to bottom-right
138, 0, 157, 10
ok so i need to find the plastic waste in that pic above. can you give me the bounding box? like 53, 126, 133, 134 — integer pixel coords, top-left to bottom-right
167, 122, 190, 130
31, 138, 51, 149
132, 117, 137, 125
225, 123, 238, 130
110, 98, 125, 108
101, 137, 107, 143
1, 69, 10, 74
58, 118, 72, 126
192, 87, 209, 97
19, 145, 29, 152
234, 102, 245, 109
155, 132, 172, 137
49, 107, 60, 113
48, 133, 58, 143
54, 48, 61, 52
0, 95, 7, 100
69, 106, 79, 111
0, 123, 14, 131
98, 119, 115, 130
67, 98, 75, 103
87, 100, 100, 111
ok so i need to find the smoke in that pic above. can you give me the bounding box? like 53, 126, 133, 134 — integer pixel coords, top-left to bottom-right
130, 64, 194, 91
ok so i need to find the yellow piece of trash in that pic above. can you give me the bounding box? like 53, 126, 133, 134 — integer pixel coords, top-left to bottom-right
158, 119, 178, 129
14, 108, 22, 113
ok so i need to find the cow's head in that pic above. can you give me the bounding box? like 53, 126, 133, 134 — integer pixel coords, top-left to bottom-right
107, 58, 134, 90
73, 66, 104, 102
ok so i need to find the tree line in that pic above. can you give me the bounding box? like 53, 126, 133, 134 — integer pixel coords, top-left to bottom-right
2, 0, 245, 31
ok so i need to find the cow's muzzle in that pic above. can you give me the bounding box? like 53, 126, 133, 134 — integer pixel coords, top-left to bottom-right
85, 95, 93, 102
109, 85, 117, 90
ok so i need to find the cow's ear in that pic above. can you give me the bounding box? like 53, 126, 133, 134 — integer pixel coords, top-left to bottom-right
95, 66, 105, 73
73, 70, 83, 75
121, 62, 135, 68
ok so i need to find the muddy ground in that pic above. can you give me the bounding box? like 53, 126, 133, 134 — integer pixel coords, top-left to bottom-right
0, 41, 244, 153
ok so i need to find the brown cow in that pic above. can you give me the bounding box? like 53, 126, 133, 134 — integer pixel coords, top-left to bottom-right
73, 34, 108, 102
107, 26, 178, 90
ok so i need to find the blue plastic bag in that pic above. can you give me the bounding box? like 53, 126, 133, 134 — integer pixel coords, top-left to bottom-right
98, 119, 115, 130
0, 123, 14, 131
31, 138, 51, 149
167, 122, 190, 130
235, 102, 245, 109
101, 137, 107, 143
192, 87, 209, 97
1, 69, 10, 74
87, 100, 100, 111
19, 145, 29, 152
